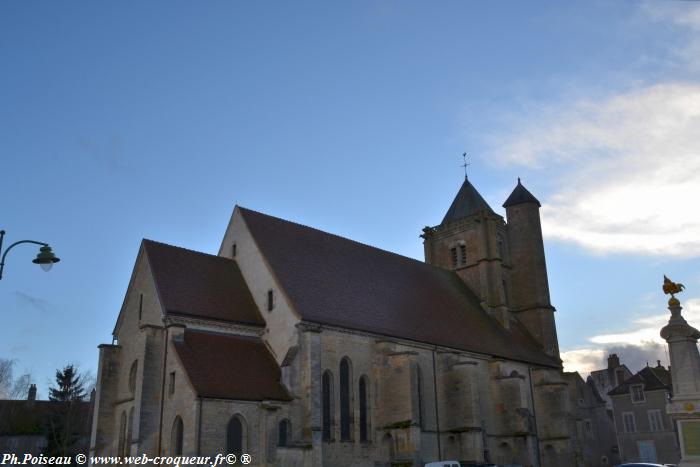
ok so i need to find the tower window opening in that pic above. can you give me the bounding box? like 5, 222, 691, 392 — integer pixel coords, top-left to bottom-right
450, 247, 458, 268
267, 289, 274, 311
459, 244, 467, 264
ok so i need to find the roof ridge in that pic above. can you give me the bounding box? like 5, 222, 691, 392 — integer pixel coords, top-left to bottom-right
184, 327, 262, 342
646, 365, 669, 387
142, 238, 234, 262
237, 206, 456, 275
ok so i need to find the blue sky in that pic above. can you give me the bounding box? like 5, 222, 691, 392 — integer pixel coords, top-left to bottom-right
2, 0, 700, 398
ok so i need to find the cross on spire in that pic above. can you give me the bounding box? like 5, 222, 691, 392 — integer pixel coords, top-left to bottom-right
461, 153, 470, 180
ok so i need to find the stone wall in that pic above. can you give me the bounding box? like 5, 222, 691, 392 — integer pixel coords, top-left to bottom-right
218, 208, 300, 363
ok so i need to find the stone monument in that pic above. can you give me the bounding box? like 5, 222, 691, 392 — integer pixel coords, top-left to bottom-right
661, 276, 700, 466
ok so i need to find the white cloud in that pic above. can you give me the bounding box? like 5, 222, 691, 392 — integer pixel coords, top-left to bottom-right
641, 1, 700, 71
487, 1, 700, 257
593, 297, 700, 343
560, 348, 606, 376
497, 82, 700, 256
562, 298, 700, 376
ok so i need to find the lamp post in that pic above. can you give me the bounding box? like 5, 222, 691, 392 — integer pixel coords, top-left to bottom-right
0, 230, 61, 280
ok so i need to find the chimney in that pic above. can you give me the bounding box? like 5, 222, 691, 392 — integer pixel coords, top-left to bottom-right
657, 360, 663, 368
607, 354, 620, 369
27, 384, 37, 401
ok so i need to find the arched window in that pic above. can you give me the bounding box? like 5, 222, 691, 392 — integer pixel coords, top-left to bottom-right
227, 415, 246, 455
381, 433, 394, 461
359, 375, 370, 442
543, 444, 558, 467
339, 357, 352, 441
125, 407, 134, 457
117, 411, 127, 458
416, 366, 424, 429
129, 360, 138, 394
498, 442, 512, 464
278, 419, 290, 447
171, 416, 183, 456
322, 371, 333, 442
446, 435, 458, 460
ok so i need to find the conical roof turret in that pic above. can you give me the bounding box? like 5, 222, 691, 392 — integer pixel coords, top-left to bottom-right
503, 178, 541, 208
441, 178, 495, 224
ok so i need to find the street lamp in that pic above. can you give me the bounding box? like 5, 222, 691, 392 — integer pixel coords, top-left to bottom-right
0, 230, 61, 280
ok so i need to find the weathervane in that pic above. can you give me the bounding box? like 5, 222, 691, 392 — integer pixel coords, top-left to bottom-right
461, 153, 470, 180
663, 275, 685, 306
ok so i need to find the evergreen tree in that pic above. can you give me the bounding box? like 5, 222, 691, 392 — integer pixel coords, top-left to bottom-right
48, 365, 86, 402
45, 365, 88, 460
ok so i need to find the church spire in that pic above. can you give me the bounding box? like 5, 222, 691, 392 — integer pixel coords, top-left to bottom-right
441, 178, 495, 225
502, 177, 541, 208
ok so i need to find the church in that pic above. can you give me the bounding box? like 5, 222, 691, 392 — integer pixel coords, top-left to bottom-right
89, 178, 580, 467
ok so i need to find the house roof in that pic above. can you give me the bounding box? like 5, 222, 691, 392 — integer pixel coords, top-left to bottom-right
240, 207, 559, 367
586, 378, 606, 404
0, 400, 92, 436
143, 240, 265, 327
608, 365, 671, 396
503, 179, 541, 208
589, 363, 632, 383
173, 329, 291, 401
441, 178, 496, 224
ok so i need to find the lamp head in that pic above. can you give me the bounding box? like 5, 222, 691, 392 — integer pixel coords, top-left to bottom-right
33, 245, 60, 272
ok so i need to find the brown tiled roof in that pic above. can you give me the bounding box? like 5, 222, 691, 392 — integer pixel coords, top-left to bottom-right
608, 365, 672, 396
239, 207, 559, 367
173, 329, 291, 401
0, 400, 92, 436
143, 240, 265, 327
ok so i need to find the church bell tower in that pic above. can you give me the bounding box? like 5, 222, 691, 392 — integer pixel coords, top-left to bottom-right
421, 177, 510, 327
422, 177, 560, 360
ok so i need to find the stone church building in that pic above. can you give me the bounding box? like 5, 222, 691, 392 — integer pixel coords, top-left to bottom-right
90, 178, 582, 466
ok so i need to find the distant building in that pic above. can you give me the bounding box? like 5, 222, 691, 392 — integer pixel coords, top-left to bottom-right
564, 372, 620, 467
588, 354, 633, 410
0, 384, 93, 456
608, 363, 680, 464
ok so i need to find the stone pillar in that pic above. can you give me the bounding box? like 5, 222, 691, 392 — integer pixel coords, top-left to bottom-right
661, 296, 700, 466
89, 344, 122, 461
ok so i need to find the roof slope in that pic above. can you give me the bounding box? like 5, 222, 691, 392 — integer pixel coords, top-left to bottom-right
503, 179, 541, 208
441, 178, 496, 224
608, 365, 671, 396
586, 379, 606, 404
143, 240, 264, 326
240, 207, 558, 367
173, 329, 291, 401
0, 400, 92, 436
